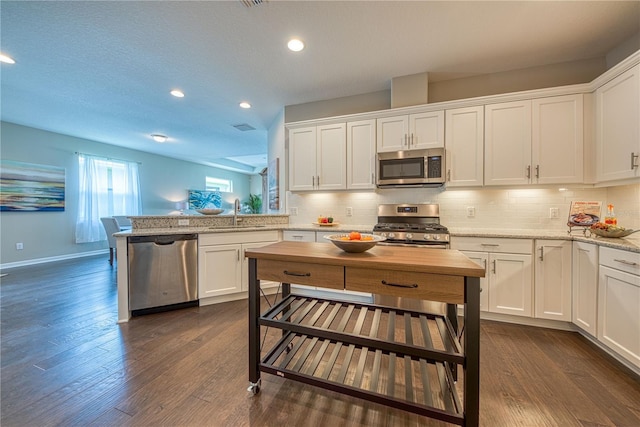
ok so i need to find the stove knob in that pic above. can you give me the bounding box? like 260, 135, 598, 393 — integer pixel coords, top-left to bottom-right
380, 232, 387, 238
406, 233, 413, 240
388, 232, 395, 239
433, 234, 440, 240
423, 234, 431, 240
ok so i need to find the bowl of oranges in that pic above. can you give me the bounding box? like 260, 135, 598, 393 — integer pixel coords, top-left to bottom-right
323, 231, 386, 253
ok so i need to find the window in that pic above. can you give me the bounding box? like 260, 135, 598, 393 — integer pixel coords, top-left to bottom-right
206, 176, 232, 193
75, 154, 142, 243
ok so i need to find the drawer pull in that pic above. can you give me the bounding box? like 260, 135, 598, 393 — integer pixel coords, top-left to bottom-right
381, 280, 418, 289
613, 259, 638, 266
481, 243, 499, 247
283, 270, 311, 277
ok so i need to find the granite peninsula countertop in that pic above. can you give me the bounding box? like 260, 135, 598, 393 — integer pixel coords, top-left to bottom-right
115, 223, 640, 253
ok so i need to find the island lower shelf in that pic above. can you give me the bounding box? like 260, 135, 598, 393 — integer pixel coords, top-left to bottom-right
258, 294, 465, 425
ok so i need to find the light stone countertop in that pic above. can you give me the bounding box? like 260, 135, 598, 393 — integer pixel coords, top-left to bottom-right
115, 224, 640, 253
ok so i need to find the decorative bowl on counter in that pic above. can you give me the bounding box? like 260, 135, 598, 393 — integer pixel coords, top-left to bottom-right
323, 233, 385, 253
196, 208, 224, 215
589, 228, 637, 238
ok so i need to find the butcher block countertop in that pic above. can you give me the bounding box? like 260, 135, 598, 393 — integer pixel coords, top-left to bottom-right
245, 241, 486, 278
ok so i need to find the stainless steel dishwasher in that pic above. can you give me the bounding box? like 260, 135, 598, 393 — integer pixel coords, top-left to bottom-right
128, 234, 198, 314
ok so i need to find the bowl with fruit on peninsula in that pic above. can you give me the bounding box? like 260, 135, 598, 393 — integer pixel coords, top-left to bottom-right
589, 222, 638, 238
324, 231, 386, 253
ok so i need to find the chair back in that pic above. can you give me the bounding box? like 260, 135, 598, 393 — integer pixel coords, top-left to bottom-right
100, 217, 120, 249
113, 215, 132, 228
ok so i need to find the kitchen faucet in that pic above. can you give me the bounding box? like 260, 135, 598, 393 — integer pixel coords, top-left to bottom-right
233, 198, 241, 226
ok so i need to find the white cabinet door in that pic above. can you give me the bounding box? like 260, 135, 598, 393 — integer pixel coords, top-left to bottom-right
347, 119, 376, 189
316, 123, 346, 190
377, 115, 408, 152
596, 63, 640, 182
409, 110, 445, 149
598, 265, 640, 368
572, 242, 598, 336
532, 95, 584, 184
198, 244, 242, 298
485, 100, 532, 186
289, 127, 317, 191
489, 253, 533, 317
462, 251, 489, 311
445, 106, 484, 187
534, 240, 572, 321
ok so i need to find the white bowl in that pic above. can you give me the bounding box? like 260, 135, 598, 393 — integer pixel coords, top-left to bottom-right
196, 208, 224, 215
323, 233, 385, 253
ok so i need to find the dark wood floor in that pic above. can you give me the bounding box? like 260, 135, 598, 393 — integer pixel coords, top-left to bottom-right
1, 256, 639, 427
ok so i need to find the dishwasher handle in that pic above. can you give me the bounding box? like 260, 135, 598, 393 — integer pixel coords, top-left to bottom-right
128, 234, 197, 245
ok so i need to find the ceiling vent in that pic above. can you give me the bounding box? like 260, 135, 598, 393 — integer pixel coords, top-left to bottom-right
240, 0, 265, 7
233, 123, 256, 131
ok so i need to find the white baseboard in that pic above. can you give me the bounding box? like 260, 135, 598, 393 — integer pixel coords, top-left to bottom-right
0, 249, 109, 270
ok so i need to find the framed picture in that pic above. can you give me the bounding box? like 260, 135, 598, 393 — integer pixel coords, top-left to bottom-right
0, 160, 65, 211
268, 158, 279, 210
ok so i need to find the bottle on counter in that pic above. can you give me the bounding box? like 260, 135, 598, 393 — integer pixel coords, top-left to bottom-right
604, 204, 617, 226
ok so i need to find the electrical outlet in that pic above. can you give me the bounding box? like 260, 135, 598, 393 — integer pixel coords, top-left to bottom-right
346, 207, 353, 217
466, 207, 476, 218
16, 242, 23, 250
549, 207, 559, 219
178, 219, 189, 226
290, 207, 298, 216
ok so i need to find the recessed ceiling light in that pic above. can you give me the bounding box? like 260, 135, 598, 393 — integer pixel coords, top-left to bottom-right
0, 53, 15, 64
239, 102, 251, 109
287, 39, 304, 52
170, 89, 185, 98
151, 134, 168, 143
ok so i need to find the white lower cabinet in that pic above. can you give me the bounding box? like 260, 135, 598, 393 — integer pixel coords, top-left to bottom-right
452, 237, 533, 317
572, 242, 598, 336
459, 251, 489, 311
534, 240, 572, 321
597, 247, 640, 369
198, 231, 279, 299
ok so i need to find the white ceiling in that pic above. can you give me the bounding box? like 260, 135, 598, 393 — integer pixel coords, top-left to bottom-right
1, 1, 638, 174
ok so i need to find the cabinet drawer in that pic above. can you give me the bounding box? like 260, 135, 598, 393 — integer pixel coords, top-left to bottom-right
345, 267, 464, 304
451, 237, 532, 254
600, 247, 640, 275
257, 259, 344, 290
199, 230, 279, 246
283, 230, 316, 242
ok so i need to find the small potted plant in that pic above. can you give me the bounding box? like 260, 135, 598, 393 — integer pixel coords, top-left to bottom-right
243, 194, 262, 214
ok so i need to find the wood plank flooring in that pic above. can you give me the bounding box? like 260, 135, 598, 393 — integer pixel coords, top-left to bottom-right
1, 255, 639, 426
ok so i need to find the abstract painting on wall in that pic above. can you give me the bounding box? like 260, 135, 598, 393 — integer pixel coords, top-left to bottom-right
0, 160, 65, 211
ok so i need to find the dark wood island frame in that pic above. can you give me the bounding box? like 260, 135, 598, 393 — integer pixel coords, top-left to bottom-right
246, 241, 485, 426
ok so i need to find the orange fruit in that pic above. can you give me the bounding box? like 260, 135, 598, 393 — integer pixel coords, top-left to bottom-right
349, 231, 361, 240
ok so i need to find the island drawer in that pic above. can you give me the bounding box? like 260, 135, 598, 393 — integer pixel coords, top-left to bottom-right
345, 267, 465, 304
257, 259, 344, 290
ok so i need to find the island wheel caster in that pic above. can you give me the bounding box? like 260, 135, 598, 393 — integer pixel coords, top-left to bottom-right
247, 379, 261, 395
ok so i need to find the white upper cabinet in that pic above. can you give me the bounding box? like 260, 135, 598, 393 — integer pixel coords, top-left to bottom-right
377, 111, 444, 152
445, 106, 484, 187
289, 124, 346, 191
596, 63, 640, 182
346, 119, 376, 189
485, 95, 584, 186
532, 94, 584, 184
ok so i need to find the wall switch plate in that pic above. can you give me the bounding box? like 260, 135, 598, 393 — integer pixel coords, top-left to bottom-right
16, 242, 23, 250
290, 207, 298, 216
346, 207, 353, 217
178, 219, 189, 226
550, 207, 559, 219
466, 207, 476, 218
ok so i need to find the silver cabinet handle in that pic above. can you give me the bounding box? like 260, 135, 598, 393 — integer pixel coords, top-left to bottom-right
316, 175, 320, 187
447, 169, 451, 182
311, 176, 315, 187
492, 260, 496, 274
237, 249, 240, 261
526, 165, 531, 179
539, 246, 544, 261
371, 172, 374, 184
614, 258, 638, 266
410, 133, 414, 146
632, 152, 639, 170
404, 134, 408, 146
481, 243, 500, 247
535, 165, 540, 179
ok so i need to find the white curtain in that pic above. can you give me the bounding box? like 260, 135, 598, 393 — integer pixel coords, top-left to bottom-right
75, 154, 142, 243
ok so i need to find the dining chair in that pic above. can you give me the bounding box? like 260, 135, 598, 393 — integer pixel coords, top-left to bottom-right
113, 215, 132, 230
100, 217, 120, 266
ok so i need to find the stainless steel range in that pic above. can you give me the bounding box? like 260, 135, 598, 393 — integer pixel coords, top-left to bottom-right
373, 203, 449, 249
372, 203, 450, 314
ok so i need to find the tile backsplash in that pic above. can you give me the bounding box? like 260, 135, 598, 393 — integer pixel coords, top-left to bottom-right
286, 183, 639, 231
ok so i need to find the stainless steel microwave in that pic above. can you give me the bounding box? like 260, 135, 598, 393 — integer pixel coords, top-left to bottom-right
376, 148, 445, 187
